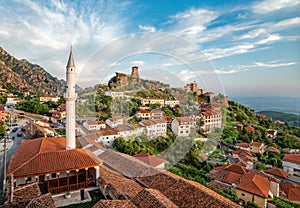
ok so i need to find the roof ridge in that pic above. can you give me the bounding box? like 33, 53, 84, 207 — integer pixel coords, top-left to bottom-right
252, 174, 268, 197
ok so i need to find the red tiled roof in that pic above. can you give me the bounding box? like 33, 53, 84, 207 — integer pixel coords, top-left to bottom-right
133, 153, 166, 167
268, 146, 280, 152
174, 117, 193, 124
235, 143, 250, 148
131, 188, 178, 208
232, 150, 253, 158
250, 141, 263, 147
246, 126, 255, 132
283, 154, 300, 165
237, 173, 270, 198
280, 183, 300, 196
8, 138, 102, 178
93, 200, 137, 208
288, 188, 300, 202
266, 168, 290, 179
0, 105, 5, 111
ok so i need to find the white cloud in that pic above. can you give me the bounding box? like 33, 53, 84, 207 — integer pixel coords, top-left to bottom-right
252, 0, 300, 13
139, 25, 156, 32
130, 60, 146, 65
178, 70, 196, 81
256, 34, 281, 44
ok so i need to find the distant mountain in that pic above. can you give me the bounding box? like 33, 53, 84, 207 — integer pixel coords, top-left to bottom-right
0, 47, 65, 95
60, 79, 82, 91
258, 111, 300, 127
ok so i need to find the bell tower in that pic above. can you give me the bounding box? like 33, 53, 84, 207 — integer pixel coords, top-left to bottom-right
64, 47, 77, 150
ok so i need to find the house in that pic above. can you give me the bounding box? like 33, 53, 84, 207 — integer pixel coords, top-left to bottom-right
25, 119, 56, 138
133, 152, 167, 169
141, 98, 164, 107
250, 141, 265, 154
279, 183, 300, 203
207, 164, 248, 189
267, 146, 280, 153
266, 168, 290, 180
267, 129, 278, 138
234, 142, 250, 151
0, 105, 9, 122
282, 154, 300, 177
7, 137, 102, 195
231, 150, 255, 170
117, 122, 144, 138
200, 107, 222, 132
50, 110, 66, 122
95, 128, 119, 146
6, 97, 22, 106
150, 109, 165, 119
136, 109, 151, 119
83, 120, 106, 131
98, 149, 241, 208
164, 100, 179, 108
106, 117, 124, 128
204, 92, 215, 100
140, 119, 167, 138
40, 95, 60, 102
104, 91, 124, 98
171, 117, 195, 137
235, 173, 270, 208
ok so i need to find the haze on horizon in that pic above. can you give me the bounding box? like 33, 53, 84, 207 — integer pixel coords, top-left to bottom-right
0, 0, 299, 97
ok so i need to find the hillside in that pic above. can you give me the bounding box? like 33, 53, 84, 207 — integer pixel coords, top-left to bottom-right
0, 47, 64, 95
258, 111, 299, 127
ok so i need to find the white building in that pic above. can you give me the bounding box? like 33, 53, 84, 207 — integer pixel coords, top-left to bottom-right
136, 109, 151, 119
6, 97, 22, 106
171, 117, 195, 137
83, 120, 106, 131
164, 100, 179, 108
106, 117, 124, 128
282, 154, 300, 177
150, 109, 165, 119
104, 91, 124, 98
200, 109, 222, 132
39, 95, 60, 102
117, 123, 144, 139
141, 98, 164, 107
96, 129, 119, 146
139, 119, 167, 138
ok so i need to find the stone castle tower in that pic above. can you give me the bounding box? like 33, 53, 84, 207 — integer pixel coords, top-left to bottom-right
64, 47, 77, 150
131, 66, 139, 79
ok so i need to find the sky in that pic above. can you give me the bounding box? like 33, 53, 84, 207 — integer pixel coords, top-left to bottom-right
0, 0, 299, 97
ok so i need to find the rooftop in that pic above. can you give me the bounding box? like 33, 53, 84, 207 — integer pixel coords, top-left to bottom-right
236, 173, 270, 198
8, 137, 102, 178
266, 168, 290, 179
283, 154, 300, 165
133, 152, 166, 167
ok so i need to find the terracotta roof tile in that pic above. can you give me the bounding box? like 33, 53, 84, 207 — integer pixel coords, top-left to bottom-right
237, 173, 270, 198
93, 200, 137, 208
231, 150, 253, 158
288, 188, 300, 202
283, 154, 300, 165
99, 149, 156, 178
133, 153, 166, 167
131, 188, 178, 208
235, 143, 250, 148
8, 138, 102, 178
266, 168, 290, 179
98, 168, 143, 199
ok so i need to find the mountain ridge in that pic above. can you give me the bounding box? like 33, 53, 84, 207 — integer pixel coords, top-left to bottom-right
0, 47, 65, 95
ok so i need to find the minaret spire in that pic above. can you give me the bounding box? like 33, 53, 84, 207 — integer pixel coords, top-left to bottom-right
64, 46, 77, 150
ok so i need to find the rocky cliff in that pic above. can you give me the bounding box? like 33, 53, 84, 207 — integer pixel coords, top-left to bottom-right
0, 47, 65, 95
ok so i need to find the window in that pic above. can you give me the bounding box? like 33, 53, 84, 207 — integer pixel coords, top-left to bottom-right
26, 177, 32, 182
180, 131, 183, 134
241, 192, 245, 196
186, 131, 189, 133
51, 173, 57, 178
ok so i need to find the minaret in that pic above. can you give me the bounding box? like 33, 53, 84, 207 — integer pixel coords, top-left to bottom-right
64, 47, 77, 150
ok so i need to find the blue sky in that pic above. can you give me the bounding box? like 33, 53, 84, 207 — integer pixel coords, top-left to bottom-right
0, 0, 299, 97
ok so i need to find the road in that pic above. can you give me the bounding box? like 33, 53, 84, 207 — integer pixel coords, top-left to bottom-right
0, 124, 25, 192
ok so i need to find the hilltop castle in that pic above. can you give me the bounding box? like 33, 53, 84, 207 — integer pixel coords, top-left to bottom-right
116, 66, 140, 86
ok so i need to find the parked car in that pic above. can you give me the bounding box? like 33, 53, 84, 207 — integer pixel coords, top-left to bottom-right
17, 133, 22, 137
12, 127, 18, 132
